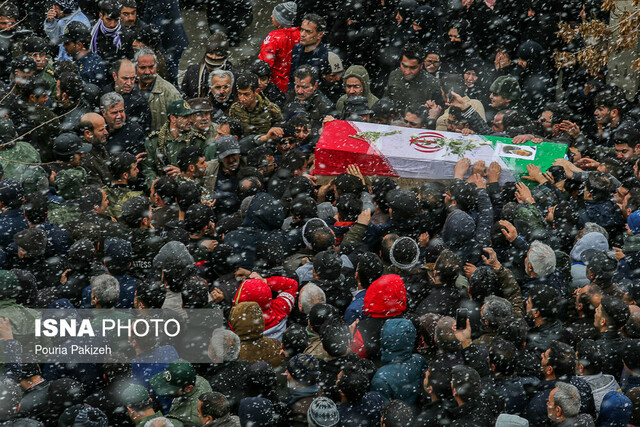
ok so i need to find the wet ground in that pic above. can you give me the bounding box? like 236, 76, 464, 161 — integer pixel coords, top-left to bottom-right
178, 1, 281, 84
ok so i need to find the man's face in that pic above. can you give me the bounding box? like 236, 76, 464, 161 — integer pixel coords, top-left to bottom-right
541, 348, 550, 374
593, 303, 603, 328
425, 54, 440, 74
615, 143, 637, 163
172, 115, 192, 132
97, 189, 109, 213
237, 87, 258, 110
127, 162, 139, 182
197, 401, 210, 426
0, 16, 16, 32
448, 28, 462, 43
28, 52, 48, 71
295, 125, 311, 142
260, 154, 276, 176
324, 72, 342, 83
403, 111, 421, 128
594, 105, 612, 125
490, 93, 509, 108
294, 76, 317, 102
447, 115, 466, 133
103, 102, 126, 130
492, 113, 504, 133
121, 6, 137, 27
547, 388, 559, 422
300, 20, 322, 47
53, 4, 63, 18
257, 76, 269, 91
192, 112, 211, 132
100, 13, 120, 29
63, 41, 77, 57
215, 123, 230, 140
222, 154, 239, 172
71, 153, 85, 167
32, 93, 48, 105
194, 156, 208, 177
575, 286, 588, 312
400, 56, 422, 81
615, 185, 629, 206
210, 75, 232, 103
276, 138, 296, 154
90, 117, 109, 144
114, 63, 136, 93
464, 70, 478, 88
345, 77, 363, 98
136, 55, 157, 84
539, 110, 554, 134
526, 296, 534, 319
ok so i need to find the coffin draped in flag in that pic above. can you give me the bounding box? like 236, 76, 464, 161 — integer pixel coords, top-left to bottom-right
314, 120, 567, 183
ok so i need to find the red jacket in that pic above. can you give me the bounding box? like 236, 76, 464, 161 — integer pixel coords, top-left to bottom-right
259, 27, 300, 93
233, 276, 298, 331
351, 274, 407, 358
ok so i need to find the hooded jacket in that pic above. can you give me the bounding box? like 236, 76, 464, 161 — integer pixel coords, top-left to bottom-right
582, 373, 620, 414
370, 319, 427, 407
335, 66, 379, 113
233, 276, 298, 340
225, 192, 297, 268
350, 275, 407, 359
259, 27, 301, 93
229, 302, 282, 367
570, 232, 609, 289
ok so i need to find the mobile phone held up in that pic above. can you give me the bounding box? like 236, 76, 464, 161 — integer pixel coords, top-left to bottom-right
456, 308, 468, 330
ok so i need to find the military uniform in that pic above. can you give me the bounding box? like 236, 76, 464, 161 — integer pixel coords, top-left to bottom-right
13, 101, 60, 163
229, 93, 283, 136
39, 63, 57, 98
104, 184, 144, 220
142, 123, 206, 188
77, 51, 108, 88
0, 117, 41, 181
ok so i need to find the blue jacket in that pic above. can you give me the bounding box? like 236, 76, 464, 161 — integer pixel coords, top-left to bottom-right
337, 391, 386, 426
344, 290, 366, 324
523, 377, 596, 426
0, 209, 29, 250
370, 319, 427, 407
225, 193, 299, 268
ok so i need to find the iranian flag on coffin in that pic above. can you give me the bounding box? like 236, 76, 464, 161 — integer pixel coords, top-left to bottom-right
315, 120, 568, 184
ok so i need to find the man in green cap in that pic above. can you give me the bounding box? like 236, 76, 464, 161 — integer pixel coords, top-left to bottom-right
142, 99, 206, 188
488, 75, 521, 112
150, 359, 212, 427
122, 383, 185, 427
0, 117, 41, 182
0, 270, 41, 349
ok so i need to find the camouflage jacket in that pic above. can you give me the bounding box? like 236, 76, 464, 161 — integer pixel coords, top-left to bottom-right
0, 141, 41, 181
176, 175, 213, 203
229, 93, 282, 136
142, 123, 206, 188
104, 184, 144, 220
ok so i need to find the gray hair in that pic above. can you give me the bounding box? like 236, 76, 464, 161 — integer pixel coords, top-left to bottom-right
553, 382, 581, 418
208, 328, 240, 363
528, 240, 556, 277
240, 196, 253, 218
100, 92, 124, 112
144, 417, 175, 427
482, 296, 513, 329
134, 47, 157, 68
91, 274, 120, 308
299, 283, 326, 314
209, 69, 234, 89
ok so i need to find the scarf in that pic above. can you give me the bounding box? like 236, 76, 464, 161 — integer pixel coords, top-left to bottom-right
90, 20, 122, 54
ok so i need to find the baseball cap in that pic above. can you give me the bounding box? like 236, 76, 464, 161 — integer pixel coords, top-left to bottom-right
581, 249, 618, 280
150, 359, 196, 396
167, 100, 195, 117
62, 21, 90, 44
216, 135, 240, 160
120, 384, 151, 407
53, 133, 92, 158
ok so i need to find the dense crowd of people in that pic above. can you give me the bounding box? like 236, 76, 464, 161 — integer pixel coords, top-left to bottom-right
0, 0, 639, 426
